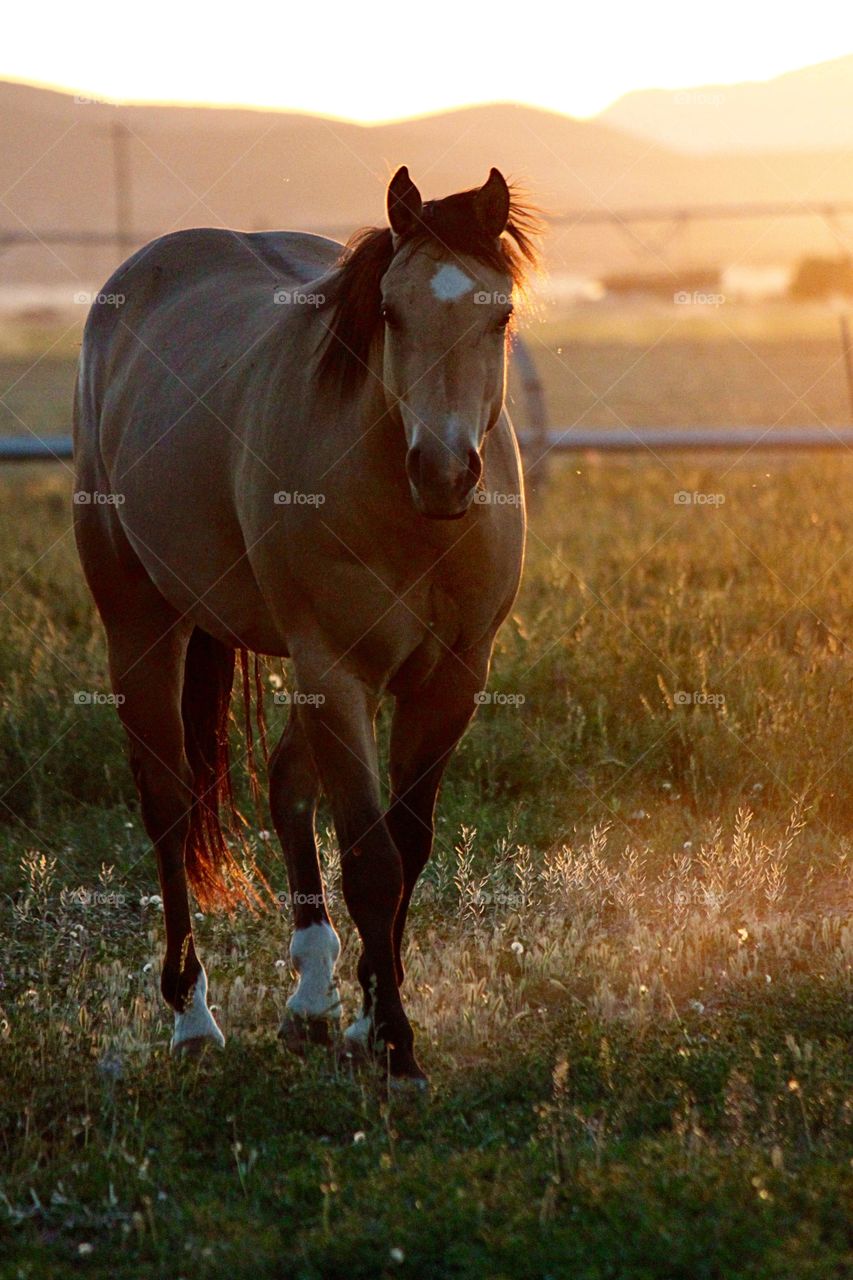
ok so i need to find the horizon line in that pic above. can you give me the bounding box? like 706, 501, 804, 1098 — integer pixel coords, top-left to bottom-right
0, 54, 845, 129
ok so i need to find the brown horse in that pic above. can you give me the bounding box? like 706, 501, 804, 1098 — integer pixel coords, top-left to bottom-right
73, 166, 540, 1085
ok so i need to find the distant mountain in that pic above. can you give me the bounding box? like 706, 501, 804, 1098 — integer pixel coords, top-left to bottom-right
0, 81, 684, 288
3, 77, 853, 294
598, 54, 853, 153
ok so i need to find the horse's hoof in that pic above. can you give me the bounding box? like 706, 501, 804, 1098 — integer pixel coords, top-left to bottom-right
172, 1033, 223, 1058
340, 1013, 373, 1061
170, 968, 225, 1054
341, 1015, 429, 1089
279, 1013, 339, 1052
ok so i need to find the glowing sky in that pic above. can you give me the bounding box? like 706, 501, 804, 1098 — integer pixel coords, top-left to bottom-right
4, 0, 853, 121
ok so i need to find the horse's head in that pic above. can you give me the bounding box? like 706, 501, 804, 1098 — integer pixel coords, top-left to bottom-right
379, 167, 518, 519
318, 167, 540, 520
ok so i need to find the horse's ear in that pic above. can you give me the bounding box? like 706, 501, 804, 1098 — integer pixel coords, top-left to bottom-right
387, 166, 423, 237
474, 167, 510, 238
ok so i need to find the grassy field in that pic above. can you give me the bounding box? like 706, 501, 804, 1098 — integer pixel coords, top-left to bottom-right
2, 298, 853, 438
0, 318, 851, 1277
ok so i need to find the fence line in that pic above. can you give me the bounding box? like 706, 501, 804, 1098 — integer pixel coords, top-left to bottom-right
4, 427, 853, 467
4, 200, 853, 250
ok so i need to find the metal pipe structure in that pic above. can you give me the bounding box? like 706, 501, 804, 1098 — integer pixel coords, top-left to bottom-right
520, 426, 853, 452
4, 200, 853, 250
3, 427, 853, 466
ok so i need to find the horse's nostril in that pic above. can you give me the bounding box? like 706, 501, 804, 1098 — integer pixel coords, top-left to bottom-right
407, 443, 480, 508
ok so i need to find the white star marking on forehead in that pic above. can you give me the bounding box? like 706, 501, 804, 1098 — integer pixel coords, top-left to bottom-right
430, 264, 474, 301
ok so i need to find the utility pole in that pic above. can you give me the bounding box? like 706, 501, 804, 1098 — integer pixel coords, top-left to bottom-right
110, 121, 133, 248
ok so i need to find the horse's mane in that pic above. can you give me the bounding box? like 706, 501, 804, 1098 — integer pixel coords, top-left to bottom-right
316, 182, 543, 394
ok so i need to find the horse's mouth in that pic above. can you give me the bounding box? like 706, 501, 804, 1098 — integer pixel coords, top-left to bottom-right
420, 507, 469, 521
410, 492, 472, 520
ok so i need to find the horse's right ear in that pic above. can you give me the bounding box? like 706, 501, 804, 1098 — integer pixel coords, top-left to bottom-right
387, 166, 423, 238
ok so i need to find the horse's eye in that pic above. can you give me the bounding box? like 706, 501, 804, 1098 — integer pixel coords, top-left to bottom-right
380, 304, 397, 327
496, 312, 512, 331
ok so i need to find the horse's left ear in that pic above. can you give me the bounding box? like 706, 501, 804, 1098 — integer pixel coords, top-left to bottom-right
387, 165, 423, 238
474, 168, 511, 238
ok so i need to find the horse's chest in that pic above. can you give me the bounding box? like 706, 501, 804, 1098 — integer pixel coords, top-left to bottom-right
308, 559, 484, 690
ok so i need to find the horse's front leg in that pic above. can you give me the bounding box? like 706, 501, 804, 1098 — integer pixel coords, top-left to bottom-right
386, 643, 491, 985
293, 649, 424, 1085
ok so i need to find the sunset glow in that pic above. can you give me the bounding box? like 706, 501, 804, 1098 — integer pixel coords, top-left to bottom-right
4, 0, 853, 122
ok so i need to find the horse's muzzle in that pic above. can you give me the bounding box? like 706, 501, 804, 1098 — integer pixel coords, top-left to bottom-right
405, 443, 482, 519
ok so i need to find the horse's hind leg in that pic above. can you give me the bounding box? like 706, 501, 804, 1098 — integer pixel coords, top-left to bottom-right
269, 706, 342, 1046
98, 585, 224, 1054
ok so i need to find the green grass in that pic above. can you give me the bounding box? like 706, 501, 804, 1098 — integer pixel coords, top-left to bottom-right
0, 348, 851, 1277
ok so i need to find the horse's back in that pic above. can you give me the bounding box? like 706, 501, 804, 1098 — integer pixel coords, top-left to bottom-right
75, 227, 340, 456
104, 226, 340, 308
77, 226, 341, 399
72, 227, 342, 644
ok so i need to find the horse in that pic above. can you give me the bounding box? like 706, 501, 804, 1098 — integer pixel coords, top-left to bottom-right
73, 165, 541, 1086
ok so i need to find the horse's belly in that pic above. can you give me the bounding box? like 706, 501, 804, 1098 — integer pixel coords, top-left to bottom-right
119, 514, 289, 654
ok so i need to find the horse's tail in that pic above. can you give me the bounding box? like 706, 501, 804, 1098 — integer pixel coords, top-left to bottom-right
181, 627, 269, 912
